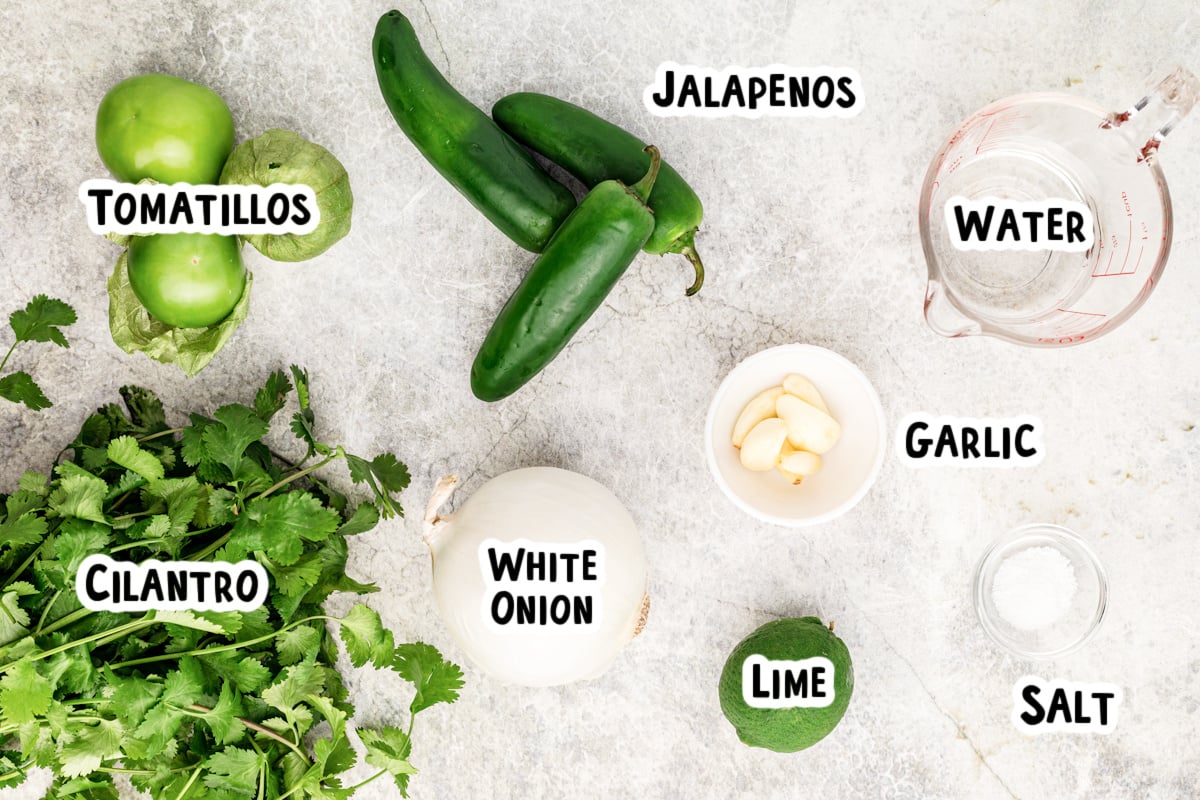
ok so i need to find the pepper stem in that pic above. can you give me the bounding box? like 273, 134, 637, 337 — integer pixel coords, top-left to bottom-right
629, 145, 662, 203
672, 229, 705, 296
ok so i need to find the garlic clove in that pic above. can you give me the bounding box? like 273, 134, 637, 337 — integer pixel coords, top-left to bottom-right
777, 465, 806, 485
779, 446, 822, 477
776, 393, 841, 454
731, 386, 785, 448
782, 373, 830, 414
739, 417, 790, 471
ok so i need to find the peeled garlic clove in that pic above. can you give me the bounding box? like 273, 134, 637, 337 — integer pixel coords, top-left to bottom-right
739, 417, 789, 471
780, 446, 822, 476
731, 386, 785, 448
782, 373, 829, 414
776, 393, 841, 454
777, 465, 805, 485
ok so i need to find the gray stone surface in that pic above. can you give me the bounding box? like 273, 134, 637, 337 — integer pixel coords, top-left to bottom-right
1, 1, 1199, 797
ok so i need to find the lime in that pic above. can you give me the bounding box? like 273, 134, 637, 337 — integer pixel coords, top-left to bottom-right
718, 616, 854, 752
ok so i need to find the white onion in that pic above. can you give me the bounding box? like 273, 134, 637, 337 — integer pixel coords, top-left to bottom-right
422, 467, 649, 687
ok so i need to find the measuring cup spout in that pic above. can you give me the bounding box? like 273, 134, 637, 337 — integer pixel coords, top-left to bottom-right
1107, 66, 1200, 159
923, 281, 981, 339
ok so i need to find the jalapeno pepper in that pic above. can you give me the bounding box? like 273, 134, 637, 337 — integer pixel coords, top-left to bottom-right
372, 11, 576, 252
471, 147, 664, 402
492, 92, 705, 294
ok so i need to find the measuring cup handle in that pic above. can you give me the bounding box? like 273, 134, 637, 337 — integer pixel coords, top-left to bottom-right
1110, 66, 1200, 159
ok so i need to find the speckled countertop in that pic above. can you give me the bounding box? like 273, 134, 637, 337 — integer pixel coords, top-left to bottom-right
1, 1, 1198, 798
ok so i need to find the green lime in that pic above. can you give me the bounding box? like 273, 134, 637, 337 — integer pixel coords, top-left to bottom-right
718, 616, 854, 752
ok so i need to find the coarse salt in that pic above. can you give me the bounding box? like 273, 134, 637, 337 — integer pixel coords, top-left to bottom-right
991, 545, 1077, 631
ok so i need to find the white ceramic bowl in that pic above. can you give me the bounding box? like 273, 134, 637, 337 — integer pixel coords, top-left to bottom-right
704, 344, 886, 527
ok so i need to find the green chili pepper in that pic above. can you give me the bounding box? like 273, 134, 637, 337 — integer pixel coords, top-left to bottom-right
372, 12, 576, 252
492, 92, 705, 294
471, 147, 664, 402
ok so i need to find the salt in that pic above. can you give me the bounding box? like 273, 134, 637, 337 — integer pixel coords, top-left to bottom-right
992, 545, 1077, 631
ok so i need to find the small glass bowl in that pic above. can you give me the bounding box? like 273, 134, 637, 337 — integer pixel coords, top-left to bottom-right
973, 523, 1108, 660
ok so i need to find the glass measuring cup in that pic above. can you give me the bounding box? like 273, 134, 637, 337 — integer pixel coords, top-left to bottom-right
918, 67, 1198, 346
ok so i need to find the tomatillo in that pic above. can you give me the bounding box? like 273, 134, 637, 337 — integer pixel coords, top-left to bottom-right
128, 234, 247, 328
96, 73, 235, 185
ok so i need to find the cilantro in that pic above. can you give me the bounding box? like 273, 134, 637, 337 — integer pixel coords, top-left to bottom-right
0, 372, 51, 411
0, 295, 76, 410
391, 642, 465, 714
0, 659, 53, 724
105, 436, 165, 482
338, 605, 395, 669
345, 453, 410, 519
0, 369, 462, 797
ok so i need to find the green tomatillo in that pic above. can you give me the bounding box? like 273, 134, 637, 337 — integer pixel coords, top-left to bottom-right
95, 73, 235, 184
127, 233, 246, 328
219, 128, 353, 261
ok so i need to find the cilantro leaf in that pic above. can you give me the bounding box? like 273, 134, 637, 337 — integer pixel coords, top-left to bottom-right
0, 507, 47, 550
0, 659, 53, 724
202, 404, 271, 480
0, 584, 34, 646
130, 703, 184, 759
118, 385, 168, 436
336, 503, 380, 537
47, 464, 108, 523
0, 371, 51, 410
338, 605, 395, 669
261, 658, 324, 719
359, 727, 417, 796
203, 747, 264, 794
390, 643, 464, 714
345, 453, 410, 519
58, 718, 123, 778
107, 673, 163, 730
276, 624, 321, 666
160, 656, 205, 707
254, 369, 292, 422
106, 436, 165, 482
205, 682, 247, 745
289, 365, 311, 410
231, 493, 340, 566
9, 294, 76, 347
47, 776, 119, 799
265, 552, 323, 597
201, 652, 271, 694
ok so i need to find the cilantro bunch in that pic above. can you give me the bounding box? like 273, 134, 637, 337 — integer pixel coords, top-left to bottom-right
0, 368, 462, 799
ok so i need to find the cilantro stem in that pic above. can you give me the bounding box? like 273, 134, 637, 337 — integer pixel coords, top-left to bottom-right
0, 530, 55, 590
107, 614, 336, 670
97, 766, 159, 776
172, 765, 203, 800
186, 532, 233, 562
0, 341, 18, 375
32, 606, 92, 638
0, 759, 33, 783
0, 616, 154, 673
108, 524, 222, 554
33, 588, 61, 633
137, 427, 186, 443
188, 703, 312, 765
257, 448, 343, 500
343, 770, 389, 793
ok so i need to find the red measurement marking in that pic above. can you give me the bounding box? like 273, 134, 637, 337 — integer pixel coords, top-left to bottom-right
976, 118, 998, 154
1118, 219, 1133, 273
